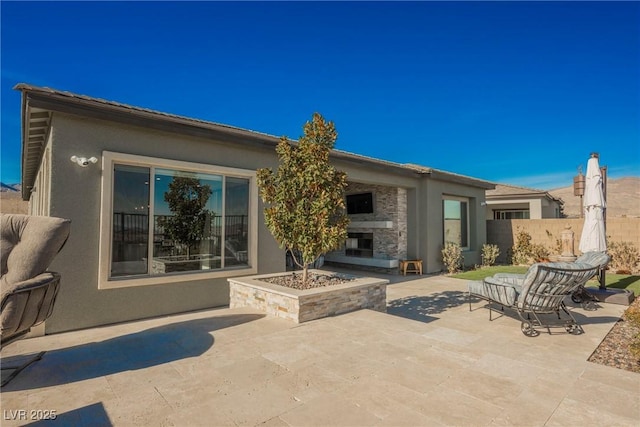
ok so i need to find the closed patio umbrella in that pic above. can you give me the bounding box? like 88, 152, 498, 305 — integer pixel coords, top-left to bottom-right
579, 155, 607, 253
579, 154, 607, 289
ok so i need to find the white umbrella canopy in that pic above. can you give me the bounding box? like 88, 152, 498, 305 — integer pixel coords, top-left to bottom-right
579, 156, 607, 253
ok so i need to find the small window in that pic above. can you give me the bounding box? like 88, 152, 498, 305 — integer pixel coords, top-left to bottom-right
494, 210, 530, 220
346, 193, 373, 214
443, 197, 469, 249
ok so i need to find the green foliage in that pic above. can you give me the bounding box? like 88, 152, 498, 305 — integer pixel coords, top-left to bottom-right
160, 176, 212, 257
509, 228, 548, 265
256, 113, 349, 283
441, 241, 463, 274
481, 244, 500, 267
608, 241, 640, 274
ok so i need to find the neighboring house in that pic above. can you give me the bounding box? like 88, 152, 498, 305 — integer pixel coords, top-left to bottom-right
17, 83, 494, 333
485, 184, 564, 220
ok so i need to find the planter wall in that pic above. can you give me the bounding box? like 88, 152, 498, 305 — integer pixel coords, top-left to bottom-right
228, 270, 388, 323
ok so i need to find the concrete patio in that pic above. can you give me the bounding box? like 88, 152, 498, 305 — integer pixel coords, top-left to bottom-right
1, 272, 638, 426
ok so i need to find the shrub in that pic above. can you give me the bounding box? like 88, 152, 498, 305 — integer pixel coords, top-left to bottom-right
608, 241, 640, 274
442, 242, 463, 274
531, 244, 550, 263
509, 229, 548, 265
545, 230, 562, 255
481, 244, 500, 267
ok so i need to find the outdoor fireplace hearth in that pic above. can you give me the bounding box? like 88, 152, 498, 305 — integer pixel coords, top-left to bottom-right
345, 232, 373, 258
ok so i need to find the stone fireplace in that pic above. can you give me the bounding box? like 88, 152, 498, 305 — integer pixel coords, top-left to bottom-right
325, 182, 407, 271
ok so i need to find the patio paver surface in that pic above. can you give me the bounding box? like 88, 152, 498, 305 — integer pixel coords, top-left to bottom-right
1, 272, 638, 426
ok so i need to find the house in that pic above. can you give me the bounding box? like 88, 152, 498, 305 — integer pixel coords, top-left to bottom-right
16, 83, 494, 333
485, 184, 564, 220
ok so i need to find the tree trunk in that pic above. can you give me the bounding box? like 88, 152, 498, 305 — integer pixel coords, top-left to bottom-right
302, 265, 308, 284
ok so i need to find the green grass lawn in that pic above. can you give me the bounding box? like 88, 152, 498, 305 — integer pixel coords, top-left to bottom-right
452, 266, 640, 296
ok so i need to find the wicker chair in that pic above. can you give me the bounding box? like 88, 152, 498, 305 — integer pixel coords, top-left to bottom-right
468, 253, 608, 337
1, 214, 70, 386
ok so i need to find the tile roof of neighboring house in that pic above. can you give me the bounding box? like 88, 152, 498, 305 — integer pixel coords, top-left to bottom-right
15, 83, 495, 198
487, 183, 564, 204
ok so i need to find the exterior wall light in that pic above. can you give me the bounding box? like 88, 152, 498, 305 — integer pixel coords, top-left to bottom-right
70, 155, 98, 167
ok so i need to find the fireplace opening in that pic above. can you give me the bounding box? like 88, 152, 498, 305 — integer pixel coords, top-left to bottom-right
345, 232, 373, 258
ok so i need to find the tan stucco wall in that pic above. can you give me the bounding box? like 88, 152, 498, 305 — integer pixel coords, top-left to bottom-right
0, 194, 28, 214
487, 218, 640, 264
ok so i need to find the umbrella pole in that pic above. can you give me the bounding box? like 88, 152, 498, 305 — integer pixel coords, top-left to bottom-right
600, 163, 607, 290
598, 268, 606, 290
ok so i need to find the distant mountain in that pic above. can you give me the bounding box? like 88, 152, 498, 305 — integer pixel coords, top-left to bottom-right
0, 183, 21, 192
549, 177, 640, 218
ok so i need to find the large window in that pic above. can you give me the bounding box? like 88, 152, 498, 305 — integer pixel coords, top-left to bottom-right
100, 152, 256, 289
443, 197, 469, 249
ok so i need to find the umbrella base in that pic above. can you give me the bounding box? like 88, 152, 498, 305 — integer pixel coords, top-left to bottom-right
585, 287, 635, 306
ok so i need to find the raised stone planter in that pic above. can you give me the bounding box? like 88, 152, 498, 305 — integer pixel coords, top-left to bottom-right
228, 270, 388, 323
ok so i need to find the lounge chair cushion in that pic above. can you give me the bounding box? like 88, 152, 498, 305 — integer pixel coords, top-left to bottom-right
469, 276, 520, 306
0, 214, 70, 294
575, 251, 610, 269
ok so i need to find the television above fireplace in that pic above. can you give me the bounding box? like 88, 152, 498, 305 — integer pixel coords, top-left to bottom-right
346, 192, 373, 214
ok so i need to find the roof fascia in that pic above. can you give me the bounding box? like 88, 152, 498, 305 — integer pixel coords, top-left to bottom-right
428, 169, 495, 190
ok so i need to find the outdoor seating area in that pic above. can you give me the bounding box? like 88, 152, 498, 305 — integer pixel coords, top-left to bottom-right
467, 251, 609, 336
1, 270, 635, 426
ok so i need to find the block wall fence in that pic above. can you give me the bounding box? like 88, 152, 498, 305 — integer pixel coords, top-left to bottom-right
487, 218, 640, 264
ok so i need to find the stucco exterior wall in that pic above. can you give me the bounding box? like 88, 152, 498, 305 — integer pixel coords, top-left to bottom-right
39, 111, 491, 332
45, 113, 285, 333
487, 218, 640, 264
420, 178, 487, 272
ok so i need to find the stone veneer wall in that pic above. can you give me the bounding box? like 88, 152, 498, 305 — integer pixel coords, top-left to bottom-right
229, 272, 388, 323
331, 182, 407, 262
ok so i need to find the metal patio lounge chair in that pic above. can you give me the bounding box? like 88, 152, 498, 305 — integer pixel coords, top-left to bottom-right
1, 214, 70, 386
467, 253, 608, 337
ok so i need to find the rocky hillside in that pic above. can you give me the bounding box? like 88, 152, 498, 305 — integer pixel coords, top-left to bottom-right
549, 177, 640, 218
0, 183, 20, 193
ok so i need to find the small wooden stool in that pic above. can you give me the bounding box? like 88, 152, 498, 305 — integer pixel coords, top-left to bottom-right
400, 259, 422, 275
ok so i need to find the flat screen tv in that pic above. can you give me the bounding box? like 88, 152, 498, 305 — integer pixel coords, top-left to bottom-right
346, 193, 373, 214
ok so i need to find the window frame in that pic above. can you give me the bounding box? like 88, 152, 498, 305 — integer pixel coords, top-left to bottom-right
98, 151, 257, 289
493, 209, 530, 220
442, 195, 470, 250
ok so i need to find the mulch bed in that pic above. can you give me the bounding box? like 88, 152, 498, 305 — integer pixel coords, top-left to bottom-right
260, 272, 355, 290
588, 296, 640, 373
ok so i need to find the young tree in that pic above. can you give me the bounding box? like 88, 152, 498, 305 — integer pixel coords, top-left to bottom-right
257, 113, 349, 284
161, 176, 212, 258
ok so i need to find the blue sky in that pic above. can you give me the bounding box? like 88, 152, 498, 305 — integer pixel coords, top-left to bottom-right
2, 1, 639, 189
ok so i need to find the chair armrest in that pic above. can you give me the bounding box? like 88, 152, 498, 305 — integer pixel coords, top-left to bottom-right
1, 272, 59, 303
1, 272, 61, 343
